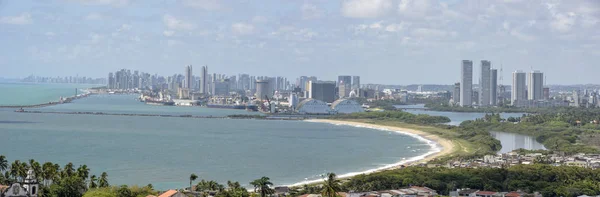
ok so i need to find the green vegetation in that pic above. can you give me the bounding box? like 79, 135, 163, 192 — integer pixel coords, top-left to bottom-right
343, 164, 600, 197
250, 177, 274, 197
330, 111, 451, 125
0, 155, 110, 197
425, 102, 600, 114
82, 185, 156, 197
462, 112, 600, 154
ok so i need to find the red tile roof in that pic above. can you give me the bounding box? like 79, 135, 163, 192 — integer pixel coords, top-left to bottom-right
505, 192, 522, 197
158, 190, 179, 197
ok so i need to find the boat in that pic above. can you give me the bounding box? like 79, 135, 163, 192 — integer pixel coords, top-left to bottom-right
145, 100, 175, 106
206, 104, 246, 110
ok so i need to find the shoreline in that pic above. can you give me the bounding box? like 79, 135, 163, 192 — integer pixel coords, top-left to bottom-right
288, 119, 454, 187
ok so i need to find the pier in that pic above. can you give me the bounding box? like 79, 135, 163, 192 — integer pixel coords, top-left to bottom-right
0, 91, 94, 109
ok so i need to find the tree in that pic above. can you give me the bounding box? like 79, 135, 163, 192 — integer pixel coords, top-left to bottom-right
89, 175, 98, 189
63, 162, 75, 178
190, 173, 198, 191
117, 185, 133, 197
250, 177, 274, 197
321, 173, 342, 197
77, 165, 90, 180
49, 175, 87, 197
98, 172, 109, 188
0, 155, 8, 173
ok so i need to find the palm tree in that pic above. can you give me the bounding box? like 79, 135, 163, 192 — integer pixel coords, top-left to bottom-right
42, 162, 55, 186
77, 165, 90, 180
321, 173, 342, 197
31, 162, 42, 181
63, 162, 75, 178
10, 160, 20, 181
98, 172, 109, 188
0, 155, 8, 174
250, 177, 274, 197
89, 175, 98, 189
190, 173, 198, 191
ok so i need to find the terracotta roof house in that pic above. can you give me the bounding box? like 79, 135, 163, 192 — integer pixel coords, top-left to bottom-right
158, 190, 186, 197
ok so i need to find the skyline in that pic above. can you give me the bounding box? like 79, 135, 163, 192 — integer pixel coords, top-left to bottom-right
0, 0, 598, 84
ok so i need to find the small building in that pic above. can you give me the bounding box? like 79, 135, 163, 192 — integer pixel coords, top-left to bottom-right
158, 190, 186, 197
331, 99, 364, 114
297, 99, 332, 114
1, 169, 39, 197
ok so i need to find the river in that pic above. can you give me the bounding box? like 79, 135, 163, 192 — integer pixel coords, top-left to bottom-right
397, 104, 546, 153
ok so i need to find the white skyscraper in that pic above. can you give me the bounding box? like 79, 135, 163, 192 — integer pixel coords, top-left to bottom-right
460, 60, 473, 107
528, 71, 544, 101
200, 66, 208, 94
185, 65, 192, 90
512, 71, 527, 106
479, 60, 491, 106
490, 69, 498, 106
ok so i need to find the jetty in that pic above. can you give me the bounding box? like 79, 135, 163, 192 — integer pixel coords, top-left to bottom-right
0, 90, 93, 108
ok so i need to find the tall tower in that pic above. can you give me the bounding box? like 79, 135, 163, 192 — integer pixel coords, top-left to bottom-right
337, 76, 352, 98
200, 66, 208, 94
490, 69, 498, 106
185, 65, 192, 90
512, 71, 527, 106
528, 70, 544, 101
24, 168, 39, 197
479, 60, 491, 106
460, 60, 473, 107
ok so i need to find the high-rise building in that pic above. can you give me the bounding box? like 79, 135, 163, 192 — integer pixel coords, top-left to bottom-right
512, 71, 527, 106
453, 82, 460, 104
337, 76, 352, 98
212, 79, 230, 96
255, 80, 272, 100
185, 65, 192, 90
490, 69, 498, 106
460, 60, 473, 107
352, 76, 360, 91
528, 71, 544, 101
200, 66, 208, 94
479, 60, 491, 106
108, 72, 115, 89
543, 87, 550, 100
309, 81, 336, 103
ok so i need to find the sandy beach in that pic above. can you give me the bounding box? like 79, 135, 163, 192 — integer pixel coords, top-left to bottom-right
290, 119, 455, 186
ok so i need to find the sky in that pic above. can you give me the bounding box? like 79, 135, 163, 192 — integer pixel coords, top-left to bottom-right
0, 0, 598, 85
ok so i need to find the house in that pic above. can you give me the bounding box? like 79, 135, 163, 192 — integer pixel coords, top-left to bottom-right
457, 189, 479, 197
158, 190, 186, 197
476, 191, 498, 197
275, 186, 290, 196
504, 192, 523, 197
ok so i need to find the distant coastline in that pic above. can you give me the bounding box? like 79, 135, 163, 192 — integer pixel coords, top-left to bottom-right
289, 119, 454, 186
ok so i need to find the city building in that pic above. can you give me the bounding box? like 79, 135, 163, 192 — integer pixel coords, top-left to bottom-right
331, 99, 364, 114
460, 60, 473, 107
255, 80, 272, 100
200, 66, 208, 94
452, 82, 460, 105
512, 71, 527, 106
338, 76, 352, 98
543, 87, 550, 100
352, 76, 360, 95
1, 169, 39, 197
479, 60, 491, 106
212, 79, 230, 96
528, 71, 544, 101
289, 93, 299, 109
490, 69, 498, 106
309, 81, 336, 103
296, 99, 332, 114
185, 65, 192, 90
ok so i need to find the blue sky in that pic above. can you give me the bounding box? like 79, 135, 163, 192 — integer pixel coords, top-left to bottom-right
0, 0, 598, 85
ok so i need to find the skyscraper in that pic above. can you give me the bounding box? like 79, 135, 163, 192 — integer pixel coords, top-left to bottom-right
460, 60, 473, 107
479, 60, 491, 106
528, 71, 544, 101
490, 69, 498, 106
352, 76, 360, 91
453, 82, 460, 104
309, 81, 336, 103
338, 76, 352, 98
512, 71, 527, 106
200, 66, 208, 94
185, 65, 192, 90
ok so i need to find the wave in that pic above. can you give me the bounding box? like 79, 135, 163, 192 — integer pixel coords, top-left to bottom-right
287, 120, 442, 187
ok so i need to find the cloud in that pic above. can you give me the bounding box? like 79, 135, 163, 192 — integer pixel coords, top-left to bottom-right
70, 0, 129, 6
341, 0, 392, 18
0, 13, 33, 25
45, 32, 56, 37
163, 14, 195, 31
411, 28, 456, 38
117, 24, 132, 32
385, 23, 408, 32
398, 0, 431, 17
86, 13, 103, 20
182, 0, 221, 10
252, 16, 267, 23
163, 30, 175, 37
550, 12, 577, 32
89, 33, 103, 44
510, 30, 536, 41
301, 3, 323, 20
231, 23, 255, 35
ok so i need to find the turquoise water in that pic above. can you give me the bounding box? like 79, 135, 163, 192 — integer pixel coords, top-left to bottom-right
0, 93, 431, 190
0, 83, 99, 106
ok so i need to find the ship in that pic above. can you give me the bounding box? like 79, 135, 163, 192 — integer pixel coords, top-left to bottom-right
206, 104, 247, 110
145, 100, 175, 106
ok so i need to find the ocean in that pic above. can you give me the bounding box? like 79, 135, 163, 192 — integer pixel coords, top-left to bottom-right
0, 83, 99, 106
0, 83, 432, 190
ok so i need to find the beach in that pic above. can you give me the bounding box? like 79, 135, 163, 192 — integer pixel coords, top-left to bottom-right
291, 119, 455, 186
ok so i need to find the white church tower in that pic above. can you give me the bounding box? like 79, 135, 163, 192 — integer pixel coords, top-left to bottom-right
23, 169, 39, 197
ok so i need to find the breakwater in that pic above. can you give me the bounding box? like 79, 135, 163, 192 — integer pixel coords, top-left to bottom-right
0, 93, 93, 108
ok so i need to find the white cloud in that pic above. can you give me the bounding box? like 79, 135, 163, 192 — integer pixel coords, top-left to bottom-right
231, 23, 255, 35
385, 23, 408, 32
182, 0, 221, 10
117, 24, 132, 32
398, 0, 431, 17
163, 30, 175, 37
163, 14, 195, 31
89, 33, 103, 44
301, 3, 323, 20
45, 32, 56, 37
0, 13, 33, 25
341, 0, 392, 18
71, 0, 129, 6
130, 36, 141, 42
551, 12, 577, 32
510, 30, 536, 41
411, 28, 455, 38
86, 13, 103, 20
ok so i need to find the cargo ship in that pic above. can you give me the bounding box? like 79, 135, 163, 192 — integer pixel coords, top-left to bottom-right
206, 104, 259, 111
145, 100, 175, 106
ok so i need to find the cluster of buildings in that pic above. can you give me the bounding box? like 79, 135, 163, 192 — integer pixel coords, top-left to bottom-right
439, 151, 600, 169
21, 75, 106, 85
293, 186, 545, 197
